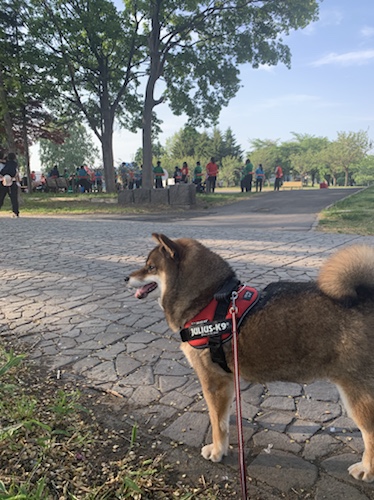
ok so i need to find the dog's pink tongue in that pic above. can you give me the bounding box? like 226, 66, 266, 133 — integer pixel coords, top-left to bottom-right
135, 282, 157, 299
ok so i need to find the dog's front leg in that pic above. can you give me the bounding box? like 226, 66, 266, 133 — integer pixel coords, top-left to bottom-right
182, 345, 234, 462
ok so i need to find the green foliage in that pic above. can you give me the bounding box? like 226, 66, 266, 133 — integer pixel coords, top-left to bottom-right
39, 122, 99, 173
353, 155, 374, 186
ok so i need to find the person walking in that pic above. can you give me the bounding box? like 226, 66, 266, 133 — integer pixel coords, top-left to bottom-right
206, 157, 219, 193
274, 165, 283, 191
153, 161, 164, 189
255, 164, 265, 192
0, 152, 20, 217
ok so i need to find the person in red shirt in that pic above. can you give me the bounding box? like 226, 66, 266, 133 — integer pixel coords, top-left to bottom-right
206, 157, 219, 193
274, 165, 283, 191
181, 161, 189, 183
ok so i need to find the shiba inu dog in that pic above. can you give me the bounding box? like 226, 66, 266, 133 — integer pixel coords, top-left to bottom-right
127, 234, 374, 482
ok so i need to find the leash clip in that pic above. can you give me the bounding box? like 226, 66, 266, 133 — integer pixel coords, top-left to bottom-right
230, 290, 238, 315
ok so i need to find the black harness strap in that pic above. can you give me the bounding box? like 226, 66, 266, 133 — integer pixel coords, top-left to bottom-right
208, 277, 241, 373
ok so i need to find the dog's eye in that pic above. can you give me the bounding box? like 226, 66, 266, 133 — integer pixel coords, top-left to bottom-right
148, 265, 156, 272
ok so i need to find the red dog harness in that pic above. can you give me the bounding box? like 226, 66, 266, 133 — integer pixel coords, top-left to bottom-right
180, 281, 259, 372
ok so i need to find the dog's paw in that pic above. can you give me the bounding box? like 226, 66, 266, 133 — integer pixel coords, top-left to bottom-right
201, 444, 225, 462
348, 461, 374, 482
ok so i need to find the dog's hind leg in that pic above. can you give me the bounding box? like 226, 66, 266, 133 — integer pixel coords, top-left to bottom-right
337, 383, 374, 482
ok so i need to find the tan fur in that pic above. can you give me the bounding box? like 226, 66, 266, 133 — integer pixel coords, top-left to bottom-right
128, 235, 374, 482
318, 245, 374, 300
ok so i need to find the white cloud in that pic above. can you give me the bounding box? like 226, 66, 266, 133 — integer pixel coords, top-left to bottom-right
361, 26, 374, 39
311, 50, 374, 67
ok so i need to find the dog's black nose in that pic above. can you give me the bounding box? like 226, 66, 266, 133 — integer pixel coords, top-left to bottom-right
124, 276, 129, 282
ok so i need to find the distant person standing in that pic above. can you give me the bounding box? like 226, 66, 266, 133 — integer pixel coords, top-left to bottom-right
241, 158, 254, 192
206, 157, 219, 193
193, 161, 203, 192
0, 152, 20, 217
255, 164, 265, 192
274, 165, 283, 191
173, 166, 182, 184
181, 161, 189, 183
153, 160, 164, 189
49, 165, 60, 178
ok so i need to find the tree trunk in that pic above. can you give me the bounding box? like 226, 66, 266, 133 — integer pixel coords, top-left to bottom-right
142, 80, 155, 190
100, 94, 116, 193
142, 1, 163, 190
21, 105, 32, 193
0, 66, 16, 152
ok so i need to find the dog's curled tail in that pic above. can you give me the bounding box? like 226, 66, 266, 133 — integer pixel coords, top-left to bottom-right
318, 245, 374, 301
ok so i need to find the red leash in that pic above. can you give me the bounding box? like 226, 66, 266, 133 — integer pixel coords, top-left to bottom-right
230, 291, 248, 499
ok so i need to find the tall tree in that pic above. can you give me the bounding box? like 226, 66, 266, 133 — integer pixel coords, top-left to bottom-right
136, 0, 320, 188
0, 0, 66, 188
39, 123, 99, 172
321, 131, 373, 186
32, 0, 144, 192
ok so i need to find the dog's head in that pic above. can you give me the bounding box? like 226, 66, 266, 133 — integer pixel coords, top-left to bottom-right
126, 233, 235, 330
126, 233, 181, 301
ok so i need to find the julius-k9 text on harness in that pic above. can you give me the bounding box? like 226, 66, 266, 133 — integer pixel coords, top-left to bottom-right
180, 278, 259, 372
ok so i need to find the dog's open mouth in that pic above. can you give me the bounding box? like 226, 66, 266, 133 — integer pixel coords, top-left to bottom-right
135, 282, 158, 299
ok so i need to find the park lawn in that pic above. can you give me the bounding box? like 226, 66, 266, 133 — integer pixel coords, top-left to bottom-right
0, 189, 246, 216
317, 185, 374, 236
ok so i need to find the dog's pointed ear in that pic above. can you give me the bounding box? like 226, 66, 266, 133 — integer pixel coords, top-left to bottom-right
152, 233, 179, 260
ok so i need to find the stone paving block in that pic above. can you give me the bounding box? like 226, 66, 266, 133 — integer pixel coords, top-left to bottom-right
261, 396, 296, 411
115, 354, 141, 377
252, 430, 302, 454
297, 398, 341, 423
153, 358, 192, 377
242, 383, 264, 405
303, 434, 342, 460
287, 419, 321, 443
322, 453, 362, 483
129, 386, 161, 406
248, 450, 318, 491
118, 190, 134, 205
122, 366, 154, 386
151, 188, 169, 205
304, 381, 340, 402
133, 188, 151, 204
159, 391, 194, 410
86, 360, 118, 382
256, 411, 294, 433
143, 404, 177, 428
161, 411, 209, 447
266, 381, 302, 397
315, 475, 370, 500
169, 184, 196, 206
158, 375, 188, 393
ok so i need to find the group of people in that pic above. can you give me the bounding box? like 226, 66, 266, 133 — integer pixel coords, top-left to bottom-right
241, 159, 283, 192
47, 164, 104, 193
0, 151, 20, 217
155, 157, 220, 193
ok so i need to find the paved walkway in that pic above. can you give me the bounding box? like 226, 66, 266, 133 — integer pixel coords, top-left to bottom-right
1, 191, 374, 498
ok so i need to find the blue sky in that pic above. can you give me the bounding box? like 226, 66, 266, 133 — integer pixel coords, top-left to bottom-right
110, 0, 374, 164
31, 0, 374, 168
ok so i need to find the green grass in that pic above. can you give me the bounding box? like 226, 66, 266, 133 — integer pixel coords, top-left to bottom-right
317, 185, 374, 235
0, 346, 234, 499
0, 189, 245, 216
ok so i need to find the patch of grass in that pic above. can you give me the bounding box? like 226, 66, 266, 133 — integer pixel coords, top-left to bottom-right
0, 345, 237, 499
0, 190, 247, 216
317, 186, 374, 235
